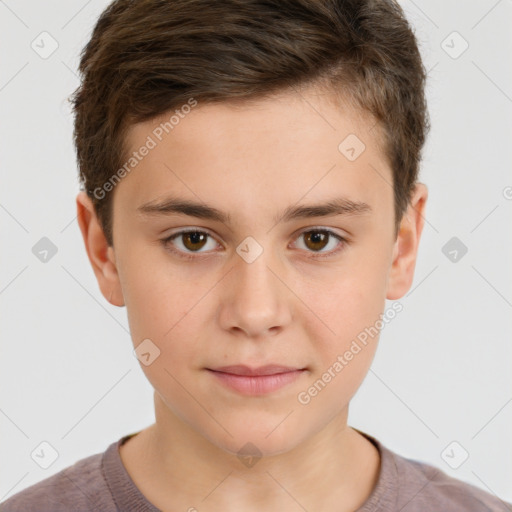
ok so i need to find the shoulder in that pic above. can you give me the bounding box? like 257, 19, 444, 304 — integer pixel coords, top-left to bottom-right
385, 444, 511, 511
356, 430, 511, 512
0, 446, 117, 512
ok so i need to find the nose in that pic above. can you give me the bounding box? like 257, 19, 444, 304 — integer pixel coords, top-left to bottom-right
217, 246, 293, 339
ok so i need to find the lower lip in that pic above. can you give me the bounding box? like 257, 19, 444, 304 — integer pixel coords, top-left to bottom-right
207, 369, 305, 395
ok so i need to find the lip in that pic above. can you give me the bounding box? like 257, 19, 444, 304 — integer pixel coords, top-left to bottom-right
206, 365, 307, 395
209, 365, 304, 376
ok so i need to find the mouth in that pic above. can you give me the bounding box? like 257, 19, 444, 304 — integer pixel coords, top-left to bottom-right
205, 365, 307, 395
208, 364, 306, 376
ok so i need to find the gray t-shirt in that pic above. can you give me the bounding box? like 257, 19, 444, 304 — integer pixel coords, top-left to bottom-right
1, 430, 510, 511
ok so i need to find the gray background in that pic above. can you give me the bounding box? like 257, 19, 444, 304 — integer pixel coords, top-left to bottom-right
1, 0, 511, 505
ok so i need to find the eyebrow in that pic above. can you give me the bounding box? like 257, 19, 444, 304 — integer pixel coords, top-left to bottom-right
137, 195, 372, 225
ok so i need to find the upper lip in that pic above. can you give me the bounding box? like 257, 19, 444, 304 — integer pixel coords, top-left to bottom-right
208, 365, 305, 376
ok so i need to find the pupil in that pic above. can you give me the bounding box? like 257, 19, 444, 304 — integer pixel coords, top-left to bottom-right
190, 232, 202, 243
307, 231, 327, 251
184, 231, 206, 251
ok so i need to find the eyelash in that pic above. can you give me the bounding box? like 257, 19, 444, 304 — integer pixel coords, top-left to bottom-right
160, 227, 348, 261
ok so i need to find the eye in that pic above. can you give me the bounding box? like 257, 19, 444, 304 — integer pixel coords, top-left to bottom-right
291, 228, 346, 258
161, 227, 347, 260
161, 229, 219, 259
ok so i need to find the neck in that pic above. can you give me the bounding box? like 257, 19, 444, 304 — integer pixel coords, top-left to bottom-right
120, 392, 380, 512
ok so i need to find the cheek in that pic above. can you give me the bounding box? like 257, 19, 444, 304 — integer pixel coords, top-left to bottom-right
295, 272, 385, 414
306, 259, 388, 342
296, 344, 376, 426
297, 252, 389, 402
119, 247, 210, 342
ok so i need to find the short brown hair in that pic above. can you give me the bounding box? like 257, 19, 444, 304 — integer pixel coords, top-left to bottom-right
71, 0, 430, 247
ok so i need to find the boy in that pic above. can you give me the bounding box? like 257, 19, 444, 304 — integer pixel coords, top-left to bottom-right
1, 0, 510, 510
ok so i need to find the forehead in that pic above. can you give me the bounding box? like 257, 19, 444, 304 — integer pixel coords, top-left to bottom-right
116, 87, 391, 220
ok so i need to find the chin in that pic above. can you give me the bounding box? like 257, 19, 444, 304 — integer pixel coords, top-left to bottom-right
200, 418, 309, 460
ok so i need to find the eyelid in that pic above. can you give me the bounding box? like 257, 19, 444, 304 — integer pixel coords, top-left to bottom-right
289, 226, 347, 258
290, 225, 346, 241
162, 226, 348, 259
163, 227, 222, 259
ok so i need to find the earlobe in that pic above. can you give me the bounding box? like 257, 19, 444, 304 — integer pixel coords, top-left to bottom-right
386, 183, 428, 300
76, 191, 125, 307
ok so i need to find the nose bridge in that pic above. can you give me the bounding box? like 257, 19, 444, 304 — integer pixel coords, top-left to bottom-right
234, 239, 280, 302
220, 237, 292, 336
235, 245, 277, 298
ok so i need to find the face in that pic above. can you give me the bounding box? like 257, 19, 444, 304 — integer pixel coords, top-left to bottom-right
77, 85, 426, 457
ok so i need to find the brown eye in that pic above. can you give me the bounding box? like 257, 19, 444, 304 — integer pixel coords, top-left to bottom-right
303, 231, 330, 251
293, 229, 346, 257
181, 231, 208, 251
162, 230, 218, 258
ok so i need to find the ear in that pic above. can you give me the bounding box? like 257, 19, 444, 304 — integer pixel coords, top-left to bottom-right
386, 183, 428, 300
76, 191, 125, 307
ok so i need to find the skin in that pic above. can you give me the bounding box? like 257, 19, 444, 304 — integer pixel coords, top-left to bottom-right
76, 84, 427, 511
